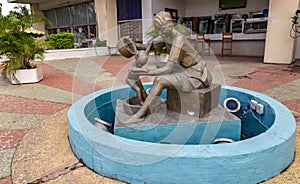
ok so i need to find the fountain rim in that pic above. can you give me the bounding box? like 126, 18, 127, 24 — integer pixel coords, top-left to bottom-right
68, 83, 296, 158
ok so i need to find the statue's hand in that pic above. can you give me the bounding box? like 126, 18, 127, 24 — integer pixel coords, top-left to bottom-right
130, 66, 150, 75
140, 67, 150, 73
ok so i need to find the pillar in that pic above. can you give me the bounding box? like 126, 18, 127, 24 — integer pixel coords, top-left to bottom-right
30, 3, 45, 32
94, 0, 118, 47
142, 0, 153, 43
263, 0, 300, 64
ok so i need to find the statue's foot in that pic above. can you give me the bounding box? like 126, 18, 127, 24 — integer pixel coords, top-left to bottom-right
124, 115, 145, 124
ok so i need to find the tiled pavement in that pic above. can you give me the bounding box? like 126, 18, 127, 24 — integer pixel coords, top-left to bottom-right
0, 55, 300, 183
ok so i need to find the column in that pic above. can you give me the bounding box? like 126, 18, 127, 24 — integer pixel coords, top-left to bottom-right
142, 0, 153, 43
30, 3, 45, 32
264, 0, 300, 64
94, 0, 118, 47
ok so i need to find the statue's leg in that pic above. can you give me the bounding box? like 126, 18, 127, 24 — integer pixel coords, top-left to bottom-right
126, 78, 146, 105
124, 76, 175, 123
134, 76, 174, 118
136, 79, 147, 101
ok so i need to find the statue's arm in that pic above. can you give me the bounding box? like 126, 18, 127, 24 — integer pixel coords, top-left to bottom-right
136, 37, 162, 53
139, 36, 183, 76
168, 36, 184, 64
146, 61, 174, 75
129, 61, 174, 76
151, 36, 165, 52
131, 66, 149, 73
135, 43, 147, 50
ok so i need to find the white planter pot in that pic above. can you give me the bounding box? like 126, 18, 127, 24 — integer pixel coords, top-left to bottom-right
10, 66, 43, 84
160, 54, 169, 63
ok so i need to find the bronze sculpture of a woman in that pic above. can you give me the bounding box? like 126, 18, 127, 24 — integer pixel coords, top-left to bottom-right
125, 11, 212, 123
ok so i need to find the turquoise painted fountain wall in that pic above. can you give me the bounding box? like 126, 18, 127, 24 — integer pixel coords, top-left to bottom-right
68, 84, 296, 184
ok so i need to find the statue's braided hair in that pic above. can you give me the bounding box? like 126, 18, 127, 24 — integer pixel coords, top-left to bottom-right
153, 11, 173, 28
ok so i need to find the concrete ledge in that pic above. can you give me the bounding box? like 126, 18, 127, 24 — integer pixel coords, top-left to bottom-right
68, 84, 296, 184
43, 47, 119, 61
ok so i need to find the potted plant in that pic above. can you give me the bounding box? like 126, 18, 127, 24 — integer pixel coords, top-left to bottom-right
0, 6, 50, 84
290, 11, 300, 38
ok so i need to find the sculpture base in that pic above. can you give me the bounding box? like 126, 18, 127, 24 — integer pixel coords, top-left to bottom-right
114, 99, 241, 144
166, 84, 221, 118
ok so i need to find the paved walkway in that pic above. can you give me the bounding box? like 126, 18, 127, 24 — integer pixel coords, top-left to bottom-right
0, 55, 300, 183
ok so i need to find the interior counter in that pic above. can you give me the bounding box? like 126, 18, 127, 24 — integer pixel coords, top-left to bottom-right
190, 33, 266, 56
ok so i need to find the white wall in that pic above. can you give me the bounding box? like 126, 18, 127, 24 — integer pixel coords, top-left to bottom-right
145, 0, 186, 43
294, 2, 300, 59
295, 36, 300, 59
149, 0, 270, 56
150, 0, 269, 23
263, 0, 299, 64
152, 0, 186, 19
185, 0, 269, 17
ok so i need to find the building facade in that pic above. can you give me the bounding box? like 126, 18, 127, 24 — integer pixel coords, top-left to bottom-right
8, 0, 300, 64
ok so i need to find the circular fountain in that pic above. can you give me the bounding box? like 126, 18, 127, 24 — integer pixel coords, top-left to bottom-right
69, 12, 295, 183
68, 83, 296, 184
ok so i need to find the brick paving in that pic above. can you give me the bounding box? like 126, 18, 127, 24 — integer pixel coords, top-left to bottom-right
0, 176, 12, 184
39, 63, 99, 95
232, 67, 300, 92
283, 99, 300, 113
0, 130, 27, 150
0, 55, 299, 183
0, 94, 69, 114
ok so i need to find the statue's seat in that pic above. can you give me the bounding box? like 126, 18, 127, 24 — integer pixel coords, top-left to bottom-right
166, 84, 221, 118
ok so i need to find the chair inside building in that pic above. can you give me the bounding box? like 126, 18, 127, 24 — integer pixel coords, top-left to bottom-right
221, 32, 233, 57
197, 33, 211, 56
188, 34, 199, 51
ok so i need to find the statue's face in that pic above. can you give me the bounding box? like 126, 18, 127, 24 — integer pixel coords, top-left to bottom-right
153, 20, 173, 39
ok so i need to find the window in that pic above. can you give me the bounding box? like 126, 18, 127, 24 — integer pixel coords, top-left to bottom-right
43, 1, 97, 40
117, 0, 142, 43
219, 0, 247, 10
88, 2, 96, 24
57, 6, 70, 27
117, 0, 142, 21
165, 8, 178, 23
44, 10, 57, 28
70, 3, 87, 26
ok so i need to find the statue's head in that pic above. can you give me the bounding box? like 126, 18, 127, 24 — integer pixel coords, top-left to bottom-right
135, 50, 148, 67
153, 11, 174, 38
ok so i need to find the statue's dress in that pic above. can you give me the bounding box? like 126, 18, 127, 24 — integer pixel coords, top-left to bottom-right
157, 32, 212, 91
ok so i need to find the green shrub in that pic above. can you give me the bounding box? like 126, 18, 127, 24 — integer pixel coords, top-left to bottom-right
94, 38, 107, 47
45, 32, 74, 49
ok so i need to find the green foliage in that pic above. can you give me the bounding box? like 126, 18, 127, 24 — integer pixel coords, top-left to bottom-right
290, 13, 300, 38
94, 38, 107, 47
0, 7, 50, 80
45, 32, 75, 49
175, 24, 189, 35
291, 15, 299, 24
145, 25, 159, 40
145, 23, 189, 40
9, 5, 30, 19
145, 23, 189, 55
